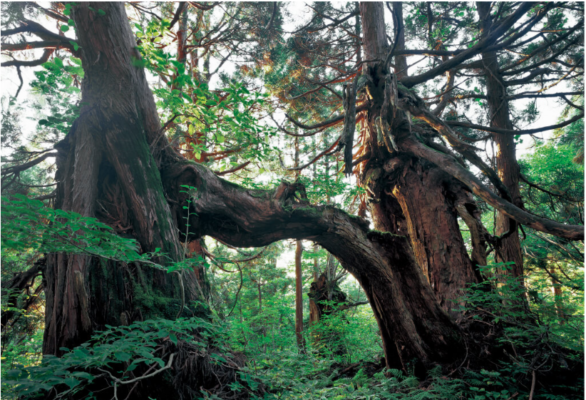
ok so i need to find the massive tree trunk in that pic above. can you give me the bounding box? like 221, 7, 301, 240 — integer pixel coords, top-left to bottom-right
359, 3, 477, 318
43, 3, 203, 356
388, 159, 479, 316
477, 3, 525, 281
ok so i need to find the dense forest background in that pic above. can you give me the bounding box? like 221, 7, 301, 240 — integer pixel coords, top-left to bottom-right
1, 2, 584, 399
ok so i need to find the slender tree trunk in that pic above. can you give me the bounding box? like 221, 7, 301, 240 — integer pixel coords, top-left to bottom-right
258, 281, 262, 311
477, 3, 525, 282
391, 2, 408, 79
295, 240, 306, 351
550, 267, 566, 324
171, 5, 188, 92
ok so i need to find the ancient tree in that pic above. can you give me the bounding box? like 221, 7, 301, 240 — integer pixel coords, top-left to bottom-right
1, 1, 583, 380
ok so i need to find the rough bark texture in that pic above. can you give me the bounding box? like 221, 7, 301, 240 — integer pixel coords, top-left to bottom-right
359, 3, 477, 318
43, 3, 203, 356
389, 159, 478, 316
477, 3, 525, 280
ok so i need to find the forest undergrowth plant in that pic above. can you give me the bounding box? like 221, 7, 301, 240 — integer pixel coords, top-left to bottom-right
456, 262, 583, 399
1, 317, 258, 399
0, 195, 262, 399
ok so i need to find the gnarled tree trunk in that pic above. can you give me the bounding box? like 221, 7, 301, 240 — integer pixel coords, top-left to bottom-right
43, 3, 204, 356
359, 2, 477, 319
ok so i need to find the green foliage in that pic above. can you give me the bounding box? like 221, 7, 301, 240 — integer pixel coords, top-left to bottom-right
458, 262, 583, 398
2, 317, 224, 399
1, 194, 208, 274
33, 56, 82, 136
1, 3, 584, 399
132, 18, 277, 173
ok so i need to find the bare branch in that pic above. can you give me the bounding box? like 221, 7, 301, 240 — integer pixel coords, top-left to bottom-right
281, 137, 340, 172
1, 20, 77, 53
286, 104, 368, 131
168, 2, 187, 30
2, 152, 57, 178
1, 48, 54, 67
446, 113, 584, 136
214, 161, 251, 176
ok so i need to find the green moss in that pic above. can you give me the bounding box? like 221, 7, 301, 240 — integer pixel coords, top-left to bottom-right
294, 206, 324, 217
367, 230, 406, 240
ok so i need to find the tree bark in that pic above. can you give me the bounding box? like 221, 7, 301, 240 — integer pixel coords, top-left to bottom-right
477, 3, 525, 281
389, 159, 478, 316
359, 2, 477, 318
43, 3, 203, 356
391, 2, 408, 79
295, 239, 306, 351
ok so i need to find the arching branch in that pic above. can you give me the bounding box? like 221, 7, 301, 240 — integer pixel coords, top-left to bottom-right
162, 161, 464, 367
